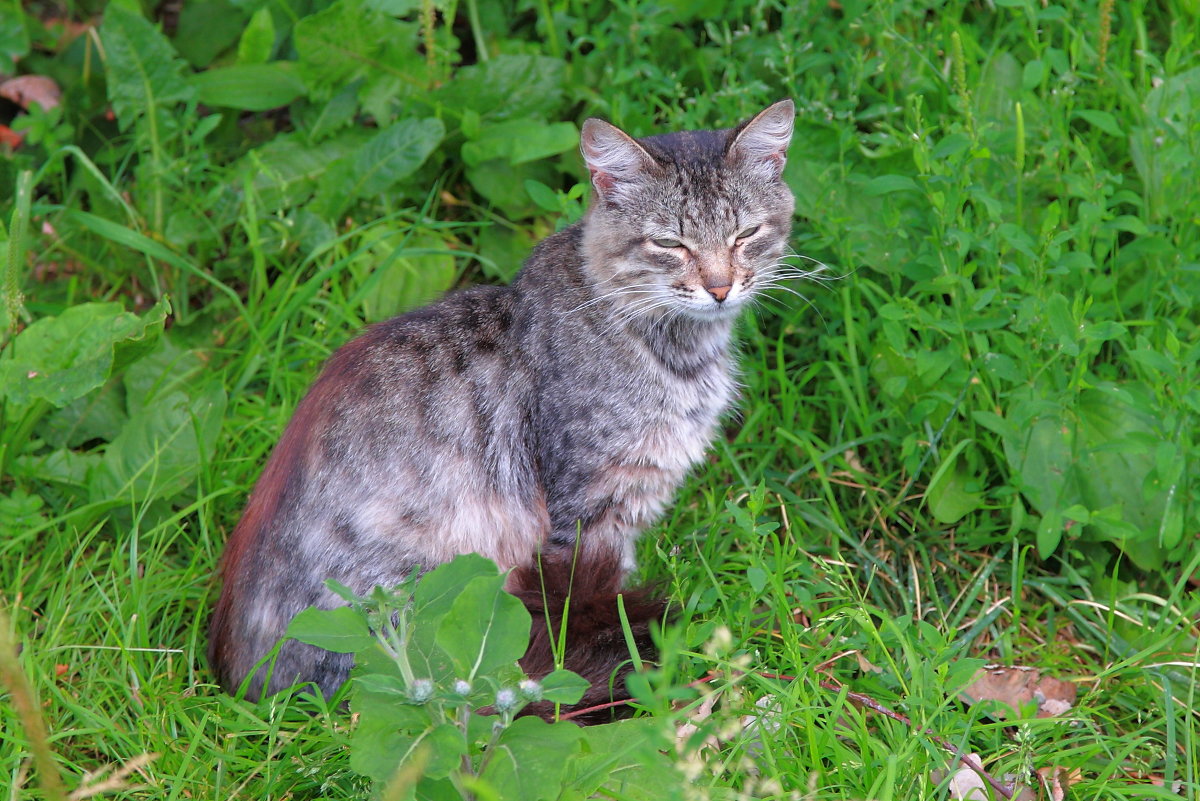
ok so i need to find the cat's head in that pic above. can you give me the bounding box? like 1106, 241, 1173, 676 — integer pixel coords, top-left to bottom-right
579, 100, 795, 322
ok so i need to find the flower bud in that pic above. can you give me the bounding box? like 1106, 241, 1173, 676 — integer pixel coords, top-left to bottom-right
494, 688, 518, 711
408, 678, 434, 703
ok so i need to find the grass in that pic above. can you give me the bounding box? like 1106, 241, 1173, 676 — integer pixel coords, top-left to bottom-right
2, 0, 1199, 798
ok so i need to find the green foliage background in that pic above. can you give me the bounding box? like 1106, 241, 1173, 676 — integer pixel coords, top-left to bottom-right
1, 0, 1198, 798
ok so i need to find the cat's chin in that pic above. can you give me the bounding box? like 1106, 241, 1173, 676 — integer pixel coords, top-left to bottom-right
677, 300, 747, 322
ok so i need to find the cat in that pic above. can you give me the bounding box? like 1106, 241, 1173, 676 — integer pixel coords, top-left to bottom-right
208, 99, 797, 717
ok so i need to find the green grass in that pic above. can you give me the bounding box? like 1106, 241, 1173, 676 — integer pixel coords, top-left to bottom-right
2, 0, 1199, 798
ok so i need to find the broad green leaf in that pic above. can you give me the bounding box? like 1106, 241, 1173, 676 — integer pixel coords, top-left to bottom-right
237, 6, 276, 64
1036, 508, 1063, 559
746, 565, 768, 594
174, 0, 246, 68
91, 379, 226, 503
480, 716, 584, 801
189, 63, 306, 111
925, 441, 984, 525
1074, 109, 1124, 137
348, 711, 421, 782
286, 606, 375, 653
298, 80, 360, 142
0, 6, 31, 63
1021, 58, 1044, 90
235, 130, 371, 211
294, 0, 423, 101
348, 117, 444, 196
1044, 293, 1075, 343
932, 133, 971, 160
525, 179, 561, 212
100, 5, 195, 131
1003, 409, 1074, 519
121, 335, 208, 413
407, 554, 501, 682
434, 54, 567, 121
462, 120, 578, 167
864, 174, 920, 195
0, 299, 168, 408
417, 724, 466, 780
313, 117, 445, 216
538, 669, 589, 704
1002, 385, 1172, 567
36, 380, 128, 449
466, 159, 557, 219
11, 449, 101, 497
435, 573, 530, 681
567, 718, 683, 800
351, 672, 409, 698
971, 410, 1017, 440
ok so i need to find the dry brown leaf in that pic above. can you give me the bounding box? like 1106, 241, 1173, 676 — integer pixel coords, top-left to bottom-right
960, 664, 1077, 720
946, 757, 989, 801
675, 689, 720, 752
0, 75, 62, 111
40, 17, 94, 47
855, 650, 883, 674
1035, 766, 1082, 801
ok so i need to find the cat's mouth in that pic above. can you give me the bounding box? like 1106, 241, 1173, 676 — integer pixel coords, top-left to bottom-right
676, 292, 749, 321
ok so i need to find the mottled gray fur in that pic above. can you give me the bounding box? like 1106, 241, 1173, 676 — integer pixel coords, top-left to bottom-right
209, 100, 797, 699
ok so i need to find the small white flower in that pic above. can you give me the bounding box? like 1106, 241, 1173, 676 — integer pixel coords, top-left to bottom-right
518, 679, 542, 701
453, 679, 471, 696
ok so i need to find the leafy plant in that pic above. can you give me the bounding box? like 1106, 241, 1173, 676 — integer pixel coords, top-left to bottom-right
286, 554, 680, 800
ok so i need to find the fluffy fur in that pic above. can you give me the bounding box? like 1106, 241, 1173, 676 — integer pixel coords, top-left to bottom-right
209, 100, 797, 710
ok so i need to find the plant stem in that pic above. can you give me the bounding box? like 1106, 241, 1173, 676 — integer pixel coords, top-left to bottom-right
3, 170, 32, 345
0, 607, 69, 801
465, 0, 488, 61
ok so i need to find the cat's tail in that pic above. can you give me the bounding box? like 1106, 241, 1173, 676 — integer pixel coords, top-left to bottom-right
508, 551, 667, 724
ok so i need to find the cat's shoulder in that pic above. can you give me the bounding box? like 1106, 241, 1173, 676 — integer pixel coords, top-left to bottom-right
522, 221, 585, 270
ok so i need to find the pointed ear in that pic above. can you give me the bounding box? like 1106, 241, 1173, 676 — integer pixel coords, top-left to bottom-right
580, 118, 658, 203
728, 99, 795, 180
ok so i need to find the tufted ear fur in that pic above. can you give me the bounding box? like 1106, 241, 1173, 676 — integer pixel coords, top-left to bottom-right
580, 118, 659, 204
728, 99, 795, 181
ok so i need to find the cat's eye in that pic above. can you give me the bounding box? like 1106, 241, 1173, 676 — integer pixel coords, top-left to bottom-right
651, 237, 683, 249
736, 225, 760, 241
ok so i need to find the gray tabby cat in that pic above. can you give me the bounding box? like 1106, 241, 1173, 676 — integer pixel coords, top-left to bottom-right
209, 100, 797, 711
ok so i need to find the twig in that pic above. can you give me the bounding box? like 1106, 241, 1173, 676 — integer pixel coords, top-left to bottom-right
818, 672, 1014, 800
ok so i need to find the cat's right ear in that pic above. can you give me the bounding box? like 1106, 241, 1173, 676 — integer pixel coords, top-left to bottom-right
580, 119, 657, 204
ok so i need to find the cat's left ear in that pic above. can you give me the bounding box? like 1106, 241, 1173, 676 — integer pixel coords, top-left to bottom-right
728, 99, 795, 181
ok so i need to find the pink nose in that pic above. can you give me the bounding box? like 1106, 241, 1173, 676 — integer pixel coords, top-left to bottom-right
706, 285, 732, 302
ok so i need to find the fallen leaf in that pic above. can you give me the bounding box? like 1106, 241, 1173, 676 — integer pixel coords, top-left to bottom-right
959, 664, 1077, 719
675, 689, 720, 752
1036, 766, 1082, 801
0, 125, 23, 148
855, 650, 883, 674
0, 75, 62, 111
946, 757, 989, 800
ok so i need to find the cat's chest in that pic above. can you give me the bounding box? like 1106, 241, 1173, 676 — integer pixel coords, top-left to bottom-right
618, 362, 736, 473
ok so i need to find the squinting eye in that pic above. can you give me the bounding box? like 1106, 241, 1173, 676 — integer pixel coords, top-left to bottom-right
736, 225, 760, 241
651, 237, 683, 249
